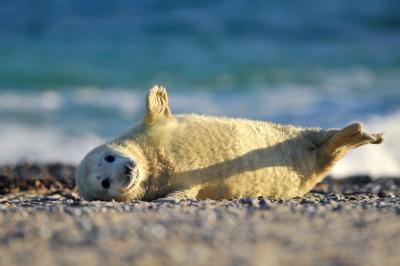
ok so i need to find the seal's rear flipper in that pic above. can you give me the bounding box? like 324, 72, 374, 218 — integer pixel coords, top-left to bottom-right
143, 85, 172, 126
316, 123, 385, 174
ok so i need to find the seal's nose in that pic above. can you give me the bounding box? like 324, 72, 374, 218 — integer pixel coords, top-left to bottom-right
124, 165, 131, 175
121, 161, 136, 187
124, 160, 136, 175
101, 178, 110, 189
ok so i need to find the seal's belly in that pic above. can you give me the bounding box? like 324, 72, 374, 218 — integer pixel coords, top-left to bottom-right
192, 167, 303, 200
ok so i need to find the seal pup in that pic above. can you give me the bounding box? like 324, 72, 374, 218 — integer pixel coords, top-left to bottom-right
76, 86, 385, 201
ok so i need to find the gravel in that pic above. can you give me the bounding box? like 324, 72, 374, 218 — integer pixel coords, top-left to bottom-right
1, 164, 400, 266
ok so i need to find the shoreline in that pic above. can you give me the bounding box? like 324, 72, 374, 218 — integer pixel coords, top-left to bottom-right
1, 162, 399, 197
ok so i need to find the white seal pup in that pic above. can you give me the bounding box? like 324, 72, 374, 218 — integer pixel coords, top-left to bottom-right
76, 86, 385, 201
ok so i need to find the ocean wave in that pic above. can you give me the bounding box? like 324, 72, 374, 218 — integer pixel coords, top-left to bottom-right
330, 109, 400, 178
1, 102, 399, 178
0, 87, 145, 123
1, 66, 398, 123
0, 123, 105, 165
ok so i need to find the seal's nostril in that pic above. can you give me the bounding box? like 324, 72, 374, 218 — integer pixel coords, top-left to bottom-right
124, 165, 131, 175
104, 155, 115, 163
101, 178, 110, 189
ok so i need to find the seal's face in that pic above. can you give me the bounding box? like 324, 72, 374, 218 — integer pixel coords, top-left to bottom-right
76, 147, 141, 201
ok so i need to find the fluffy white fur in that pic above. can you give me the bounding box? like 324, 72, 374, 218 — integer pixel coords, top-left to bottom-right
76, 86, 385, 201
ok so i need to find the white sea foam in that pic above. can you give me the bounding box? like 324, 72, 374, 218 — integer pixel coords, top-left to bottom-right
330, 110, 400, 178
0, 123, 105, 165
0, 91, 62, 112
71, 87, 144, 119
0, 87, 144, 119
168, 87, 320, 119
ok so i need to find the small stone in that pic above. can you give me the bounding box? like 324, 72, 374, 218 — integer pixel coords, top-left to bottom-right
67, 208, 82, 216
249, 198, 259, 207
328, 200, 338, 208
65, 195, 75, 200
78, 200, 89, 205
305, 205, 317, 214
347, 196, 358, 201
290, 204, 299, 213
300, 199, 315, 204
259, 199, 270, 209
239, 198, 259, 207
378, 192, 387, 198
378, 201, 387, 207
367, 184, 381, 194
328, 193, 341, 201
154, 198, 178, 204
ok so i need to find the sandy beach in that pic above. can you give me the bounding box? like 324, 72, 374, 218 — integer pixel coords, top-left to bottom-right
0, 163, 400, 266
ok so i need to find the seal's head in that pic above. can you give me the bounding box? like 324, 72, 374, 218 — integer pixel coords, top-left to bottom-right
76, 144, 146, 201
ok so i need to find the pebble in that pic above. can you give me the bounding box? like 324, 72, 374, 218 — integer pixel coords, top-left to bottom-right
0, 177, 399, 222
154, 198, 179, 204
0, 184, 399, 266
239, 198, 259, 207
328, 193, 342, 201
378, 192, 387, 198
378, 201, 388, 207
367, 184, 381, 194
2, 190, 399, 219
300, 199, 316, 204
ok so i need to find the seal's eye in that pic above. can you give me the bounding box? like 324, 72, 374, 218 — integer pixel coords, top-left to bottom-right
101, 178, 110, 189
104, 155, 115, 163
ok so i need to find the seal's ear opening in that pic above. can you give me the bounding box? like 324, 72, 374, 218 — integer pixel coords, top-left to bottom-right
143, 85, 172, 126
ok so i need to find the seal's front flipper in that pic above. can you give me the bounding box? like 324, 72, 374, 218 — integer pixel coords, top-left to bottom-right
143, 85, 172, 126
157, 187, 199, 201
316, 123, 385, 173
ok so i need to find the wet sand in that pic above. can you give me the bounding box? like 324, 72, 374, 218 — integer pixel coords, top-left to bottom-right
1, 164, 400, 266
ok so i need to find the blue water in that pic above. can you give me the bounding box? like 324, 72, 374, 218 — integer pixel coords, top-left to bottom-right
1, 0, 400, 176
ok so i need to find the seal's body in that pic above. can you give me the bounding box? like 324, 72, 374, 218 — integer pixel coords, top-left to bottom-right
76, 86, 385, 201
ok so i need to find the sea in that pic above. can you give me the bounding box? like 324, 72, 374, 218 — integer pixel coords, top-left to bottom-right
1, 0, 399, 178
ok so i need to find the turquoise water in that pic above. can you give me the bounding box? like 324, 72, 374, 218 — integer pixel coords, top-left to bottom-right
1, 1, 400, 177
